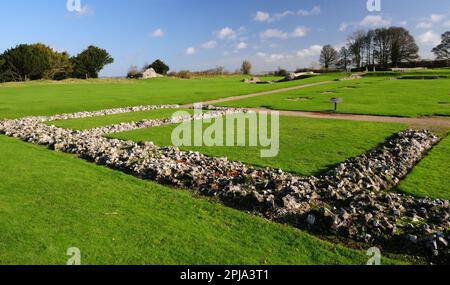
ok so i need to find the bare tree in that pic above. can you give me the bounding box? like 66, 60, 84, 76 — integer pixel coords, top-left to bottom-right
240, 60, 252, 75
372, 28, 391, 69
389, 27, 419, 67
337, 47, 351, 71
364, 30, 375, 67
432, 31, 450, 60
347, 30, 366, 68
319, 45, 338, 69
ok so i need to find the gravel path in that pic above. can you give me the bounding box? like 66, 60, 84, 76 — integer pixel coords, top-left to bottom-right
181, 81, 334, 107
250, 108, 450, 132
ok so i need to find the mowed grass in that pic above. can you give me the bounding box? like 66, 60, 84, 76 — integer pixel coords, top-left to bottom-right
219, 77, 450, 117
0, 135, 401, 265
397, 134, 450, 200
110, 114, 406, 176
48, 108, 192, 130
0, 74, 345, 119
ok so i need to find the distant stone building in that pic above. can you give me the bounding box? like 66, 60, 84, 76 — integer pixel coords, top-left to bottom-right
142, 68, 163, 79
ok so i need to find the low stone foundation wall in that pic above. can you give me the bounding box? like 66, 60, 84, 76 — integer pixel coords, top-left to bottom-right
33, 104, 181, 122
0, 108, 448, 263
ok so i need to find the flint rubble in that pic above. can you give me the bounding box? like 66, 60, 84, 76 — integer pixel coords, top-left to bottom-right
85, 106, 246, 136
0, 106, 448, 263
32, 104, 181, 123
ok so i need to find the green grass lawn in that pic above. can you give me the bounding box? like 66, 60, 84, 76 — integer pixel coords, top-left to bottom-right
397, 134, 450, 200
218, 77, 450, 117
362, 68, 450, 78
1, 72, 444, 265
0, 74, 345, 119
0, 135, 403, 265
110, 115, 406, 176
47, 108, 192, 130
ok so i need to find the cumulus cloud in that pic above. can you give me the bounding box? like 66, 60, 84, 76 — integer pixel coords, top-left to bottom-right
254, 11, 271, 22
260, 29, 288, 40
297, 45, 322, 58
415, 14, 446, 30
201, 40, 217, 49
256, 52, 290, 62
339, 22, 349, 32
416, 22, 433, 29
236, 42, 248, 50
185, 47, 196, 55
418, 31, 441, 46
297, 6, 321, 17
253, 6, 320, 23
151, 28, 164, 38
339, 15, 391, 32
430, 14, 445, 23
359, 15, 391, 27
291, 26, 309, 38
216, 27, 236, 40
273, 11, 295, 21
256, 44, 322, 64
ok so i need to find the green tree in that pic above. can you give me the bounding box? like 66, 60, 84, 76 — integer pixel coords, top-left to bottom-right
1, 44, 50, 81
148, 59, 169, 75
71, 46, 114, 79
32, 44, 73, 80
240, 60, 252, 75
0, 56, 7, 82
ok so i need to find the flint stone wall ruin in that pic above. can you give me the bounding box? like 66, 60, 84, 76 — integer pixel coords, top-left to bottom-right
0, 105, 448, 262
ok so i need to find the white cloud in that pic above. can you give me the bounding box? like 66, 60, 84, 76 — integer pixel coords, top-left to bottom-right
273, 11, 295, 21
253, 10, 293, 23
416, 14, 446, 29
255, 44, 322, 64
291, 26, 309, 38
339, 22, 349, 32
260, 29, 288, 40
418, 30, 441, 46
216, 27, 236, 40
445, 20, 450, 27
430, 14, 445, 23
359, 15, 391, 27
151, 28, 164, 38
185, 47, 196, 55
254, 11, 271, 22
297, 6, 321, 16
236, 42, 248, 50
416, 22, 432, 29
201, 40, 217, 49
398, 21, 408, 27
333, 42, 346, 51
253, 6, 320, 23
257, 52, 290, 62
340, 15, 391, 32
297, 45, 322, 58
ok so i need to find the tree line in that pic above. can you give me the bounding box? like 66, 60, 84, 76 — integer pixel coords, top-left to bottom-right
0, 44, 113, 82
319, 27, 450, 70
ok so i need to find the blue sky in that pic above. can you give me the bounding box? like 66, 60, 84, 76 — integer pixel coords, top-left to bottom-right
2, 0, 449, 76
